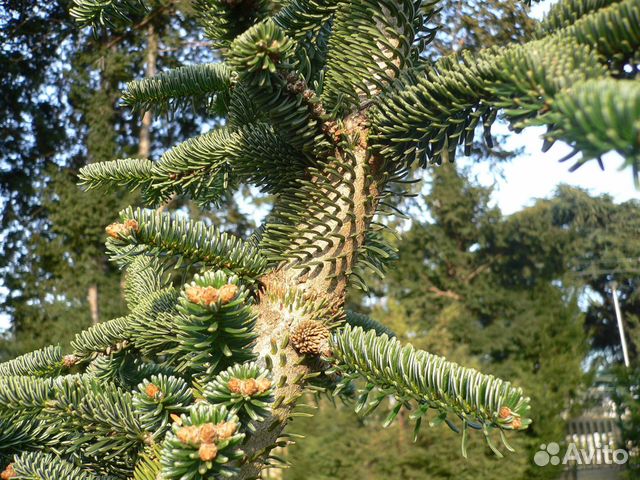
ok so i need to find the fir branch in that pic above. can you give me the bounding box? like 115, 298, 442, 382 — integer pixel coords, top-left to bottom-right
71, 317, 131, 361
331, 326, 531, 440
78, 158, 154, 192
150, 124, 308, 202
127, 288, 181, 358
0, 415, 44, 456
230, 123, 313, 192
370, 36, 607, 167
160, 403, 244, 480
80, 125, 308, 205
86, 351, 143, 387
121, 63, 234, 115
228, 21, 325, 153
203, 362, 274, 425
351, 229, 398, 290
563, 0, 640, 65
44, 376, 145, 475
539, 0, 622, 33
123, 256, 171, 307
542, 79, 640, 175
146, 128, 236, 204
12, 451, 99, 480
273, 0, 339, 39
488, 38, 606, 127
227, 83, 261, 127
195, 0, 273, 48
0, 376, 53, 418
107, 207, 268, 279
321, 0, 435, 115
132, 445, 162, 480
0, 346, 64, 377
371, 0, 640, 170
173, 271, 256, 379
133, 374, 193, 435
70, 0, 148, 29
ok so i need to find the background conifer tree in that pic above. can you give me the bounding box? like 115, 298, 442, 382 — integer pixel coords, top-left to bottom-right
1, 0, 639, 478
0, 0, 221, 357
285, 169, 598, 480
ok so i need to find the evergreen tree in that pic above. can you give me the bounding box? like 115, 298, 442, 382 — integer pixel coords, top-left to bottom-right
0, 0, 210, 357
0, 0, 80, 353
1, 0, 639, 479
610, 364, 640, 478
544, 187, 640, 361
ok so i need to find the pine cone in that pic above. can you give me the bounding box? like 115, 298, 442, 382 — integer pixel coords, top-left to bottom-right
291, 320, 330, 356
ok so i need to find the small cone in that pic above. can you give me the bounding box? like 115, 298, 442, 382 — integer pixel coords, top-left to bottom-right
198, 443, 218, 461
291, 320, 330, 356
200, 286, 220, 305
218, 284, 239, 304
62, 354, 78, 368
105, 219, 139, 239
213, 421, 238, 441
256, 378, 272, 394
199, 423, 217, 444
124, 219, 139, 231
185, 285, 220, 307
498, 406, 512, 419
0, 464, 15, 480
176, 425, 201, 446
145, 383, 161, 399
105, 223, 126, 239
239, 378, 259, 397
228, 378, 242, 394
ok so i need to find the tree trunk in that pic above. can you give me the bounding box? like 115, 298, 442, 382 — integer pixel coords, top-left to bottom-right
87, 284, 100, 325
138, 22, 158, 158
124, 22, 159, 301
238, 113, 383, 478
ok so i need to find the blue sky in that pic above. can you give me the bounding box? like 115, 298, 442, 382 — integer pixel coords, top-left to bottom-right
462, 127, 638, 215
462, 0, 639, 214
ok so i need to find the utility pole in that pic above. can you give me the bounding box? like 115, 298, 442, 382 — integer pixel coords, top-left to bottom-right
611, 282, 630, 367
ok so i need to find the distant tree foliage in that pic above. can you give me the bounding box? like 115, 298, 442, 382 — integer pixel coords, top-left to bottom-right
0, 0, 224, 357
286, 166, 594, 480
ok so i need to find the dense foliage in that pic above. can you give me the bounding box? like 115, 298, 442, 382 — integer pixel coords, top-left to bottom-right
0, 0, 213, 356
0, 0, 639, 478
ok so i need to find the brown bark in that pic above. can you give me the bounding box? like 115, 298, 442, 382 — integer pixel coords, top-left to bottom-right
87, 284, 100, 325
428, 286, 463, 301
138, 22, 158, 158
